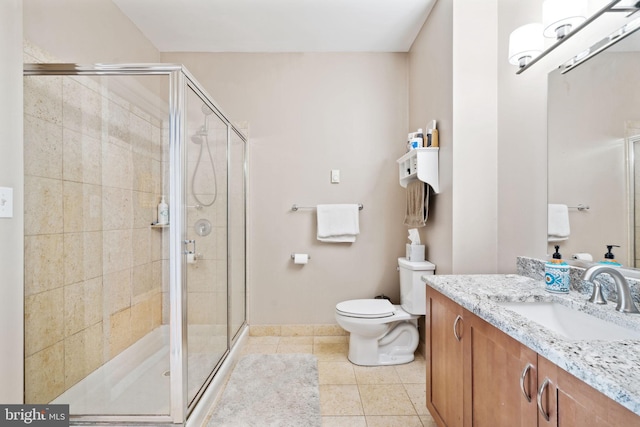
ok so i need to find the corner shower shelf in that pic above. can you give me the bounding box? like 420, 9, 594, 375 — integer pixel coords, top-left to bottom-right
397, 147, 439, 193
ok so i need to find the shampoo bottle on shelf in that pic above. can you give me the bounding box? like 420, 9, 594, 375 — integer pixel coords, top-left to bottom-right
600, 245, 622, 266
415, 128, 424, 147
427, 120, 438, 148
431, 127, 439, 148
545, 245, 570, 293
409, 129, 423, 149
157, 196, 169, 225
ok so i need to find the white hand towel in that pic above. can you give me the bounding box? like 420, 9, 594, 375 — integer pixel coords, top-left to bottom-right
317, 204, 360, 242
548, 204, 570, 242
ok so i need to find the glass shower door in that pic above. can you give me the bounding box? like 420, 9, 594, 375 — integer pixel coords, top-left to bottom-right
184, 85, 229, 407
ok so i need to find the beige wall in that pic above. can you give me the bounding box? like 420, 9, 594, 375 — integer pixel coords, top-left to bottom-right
452, 0, 499, 273
0, 0, 24, 404
408, 0, 503, 274
163, 52, 409, 324
23, 0, 159, 64
497, 0, 549, 270
408, 0, 454, 274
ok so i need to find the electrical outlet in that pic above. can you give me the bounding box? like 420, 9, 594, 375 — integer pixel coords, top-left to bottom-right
331, 169, 340, 184
0, 187, 13, 218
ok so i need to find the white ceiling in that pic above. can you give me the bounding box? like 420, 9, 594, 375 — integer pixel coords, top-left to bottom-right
112, 0, 436, 53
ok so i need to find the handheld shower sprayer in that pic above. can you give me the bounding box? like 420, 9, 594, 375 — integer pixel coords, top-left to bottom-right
190, 103, 218, 207
191, 104, 215, 144
201, 104, 214, 116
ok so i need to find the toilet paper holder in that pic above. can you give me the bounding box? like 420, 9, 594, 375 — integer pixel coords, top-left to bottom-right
290, 253, 311, 260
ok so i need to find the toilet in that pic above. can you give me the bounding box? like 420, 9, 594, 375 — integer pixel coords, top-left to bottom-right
335, 257, 436, 366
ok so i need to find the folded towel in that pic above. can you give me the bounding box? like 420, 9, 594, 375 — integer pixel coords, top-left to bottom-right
404, 180, 429, 227
548, 204, 570, 242
317, 204, 360, 242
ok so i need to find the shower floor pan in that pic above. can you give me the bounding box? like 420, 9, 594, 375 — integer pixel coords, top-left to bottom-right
52, 324, 227, 416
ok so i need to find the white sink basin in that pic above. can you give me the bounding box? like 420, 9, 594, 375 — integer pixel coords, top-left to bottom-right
497, 301, 640, 341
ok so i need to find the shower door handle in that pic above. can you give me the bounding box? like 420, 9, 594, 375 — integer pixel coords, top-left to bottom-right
184, 239, 196, 255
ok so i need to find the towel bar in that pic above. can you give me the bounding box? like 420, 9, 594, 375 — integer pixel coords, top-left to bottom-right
291, 204, 363, 211
568, 204, 589, 211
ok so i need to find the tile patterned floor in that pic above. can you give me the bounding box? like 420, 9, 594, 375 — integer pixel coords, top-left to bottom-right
240, 335, 438, 427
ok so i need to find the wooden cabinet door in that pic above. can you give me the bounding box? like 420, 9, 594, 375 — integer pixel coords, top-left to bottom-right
537, 355, 639, 427
464, 313, 538, 427
426, 288, 465, 427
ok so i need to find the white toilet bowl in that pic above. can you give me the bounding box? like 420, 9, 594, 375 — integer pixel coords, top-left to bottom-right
335, 299, 420, 366
334, 258, 435, 366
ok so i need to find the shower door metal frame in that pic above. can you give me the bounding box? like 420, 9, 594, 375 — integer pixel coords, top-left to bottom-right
23, 63, 248, 426
225, 111, 249, 348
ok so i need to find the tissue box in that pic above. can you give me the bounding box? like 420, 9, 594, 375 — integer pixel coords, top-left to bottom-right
406, 244, 425, 262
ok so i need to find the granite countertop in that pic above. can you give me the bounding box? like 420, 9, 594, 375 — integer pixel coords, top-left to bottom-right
422, 273, 640, 416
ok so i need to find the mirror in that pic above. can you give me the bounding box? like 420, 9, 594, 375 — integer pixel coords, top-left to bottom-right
547, 26, 640, 268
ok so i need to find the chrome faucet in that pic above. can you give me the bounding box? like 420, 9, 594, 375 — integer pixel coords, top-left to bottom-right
581, 265, 640, 314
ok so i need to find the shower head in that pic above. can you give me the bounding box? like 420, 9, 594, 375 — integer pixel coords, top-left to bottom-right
201, 104, 214, 116
191, 104, 213, 144
191, 134, 204, 145
191, 124, 208, 144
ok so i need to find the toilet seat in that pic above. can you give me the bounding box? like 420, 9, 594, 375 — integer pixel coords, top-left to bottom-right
336, 299, 395, 319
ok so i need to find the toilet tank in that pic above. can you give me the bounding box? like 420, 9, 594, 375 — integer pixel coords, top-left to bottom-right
398, 257, 436, 315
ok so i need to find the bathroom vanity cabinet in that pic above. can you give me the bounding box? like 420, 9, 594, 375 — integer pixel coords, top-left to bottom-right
426, 287, 639, 427
536, 355, 638, 426
426, 288, 465, 427
465, 308, 538, 426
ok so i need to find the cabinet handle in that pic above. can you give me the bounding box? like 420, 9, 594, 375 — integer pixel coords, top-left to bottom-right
537, 377, 551, 422
453, 315, 463, 341
519, 363, 534, 402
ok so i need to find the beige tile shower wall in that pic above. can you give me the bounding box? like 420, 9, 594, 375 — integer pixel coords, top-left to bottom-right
23, 46, 165, 403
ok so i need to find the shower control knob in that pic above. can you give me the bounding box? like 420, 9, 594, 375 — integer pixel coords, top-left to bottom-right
194, 219, 212, 236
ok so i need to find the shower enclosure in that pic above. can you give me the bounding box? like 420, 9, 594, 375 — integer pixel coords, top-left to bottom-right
22, 64, 247, 425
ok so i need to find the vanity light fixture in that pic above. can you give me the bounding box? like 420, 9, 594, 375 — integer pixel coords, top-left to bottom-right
508, 23, 544, 68
509, 0, 640, 74
560, 15, 640, 73
543, 0, 588, 40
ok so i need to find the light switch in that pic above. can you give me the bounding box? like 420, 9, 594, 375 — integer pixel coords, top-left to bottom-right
0, 187, 13, 218
331, 169, 340, 184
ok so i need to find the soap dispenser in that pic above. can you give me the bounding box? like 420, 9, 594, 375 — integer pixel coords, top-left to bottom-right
600, 245, 622, 266
157, 195, 169, 225
545, 245, 570, 293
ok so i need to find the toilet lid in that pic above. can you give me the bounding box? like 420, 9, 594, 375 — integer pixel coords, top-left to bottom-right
336, 299, 395, 318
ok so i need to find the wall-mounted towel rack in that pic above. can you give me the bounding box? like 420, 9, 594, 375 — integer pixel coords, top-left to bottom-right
569, 204, 590, 211
291, 204, 363, 211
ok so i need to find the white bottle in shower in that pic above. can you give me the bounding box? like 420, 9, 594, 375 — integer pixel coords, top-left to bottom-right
157, 196, 169, 225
